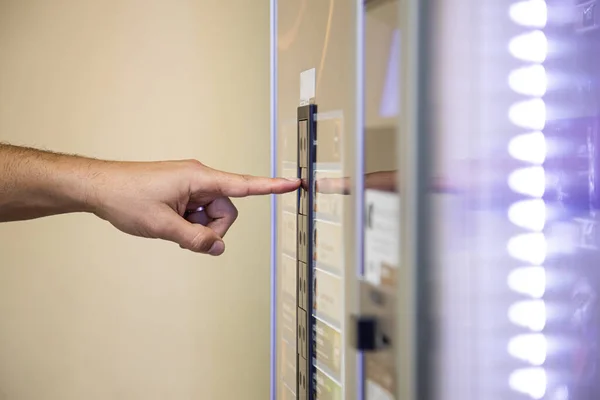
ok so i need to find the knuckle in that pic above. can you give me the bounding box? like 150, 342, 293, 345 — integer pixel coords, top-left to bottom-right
220, 198, 238, 221
183, 159, 203, 169
239, 175, 251, 196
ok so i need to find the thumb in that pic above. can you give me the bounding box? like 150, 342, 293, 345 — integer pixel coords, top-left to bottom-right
158, 211, 225, 255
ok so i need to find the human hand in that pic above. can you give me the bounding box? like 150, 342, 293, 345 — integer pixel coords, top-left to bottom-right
89, 160, 300, 255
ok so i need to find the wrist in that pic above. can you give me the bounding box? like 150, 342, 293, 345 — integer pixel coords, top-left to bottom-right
17, 147, 108, 216
48, 156, 105, 215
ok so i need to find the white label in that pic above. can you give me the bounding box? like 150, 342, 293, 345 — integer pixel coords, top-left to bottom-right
314, 269, 343, 327
314, 170, 344, 221
281, 211, 297, 256
280, 254, 297, 298
314, 220, 344, 274
366, 380, 394, 400
364, 190, 400, 286
300, 68, 316, 106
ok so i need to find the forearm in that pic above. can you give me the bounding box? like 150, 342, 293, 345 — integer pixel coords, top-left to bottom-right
0, 143, 99, 222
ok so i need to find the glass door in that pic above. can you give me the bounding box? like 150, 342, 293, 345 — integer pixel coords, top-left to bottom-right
271, 1, 362, 399
359, 1, 402, 399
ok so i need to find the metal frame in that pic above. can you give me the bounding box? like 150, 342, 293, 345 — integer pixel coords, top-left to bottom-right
355, 0, 366, 398
397, 0, 431, 399
269, 1, 278, 399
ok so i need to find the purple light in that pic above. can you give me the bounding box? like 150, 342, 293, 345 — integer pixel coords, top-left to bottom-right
379, 29, 400, 118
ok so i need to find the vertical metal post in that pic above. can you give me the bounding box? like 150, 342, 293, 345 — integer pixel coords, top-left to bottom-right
354, 0, 366, 398
269, 1, 278, 399
397, 0, 433, 399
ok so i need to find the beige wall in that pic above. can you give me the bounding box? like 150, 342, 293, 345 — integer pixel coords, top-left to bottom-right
0, 1, 271, 399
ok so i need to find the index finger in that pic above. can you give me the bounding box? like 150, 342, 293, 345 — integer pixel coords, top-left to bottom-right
210, 171, 301, 197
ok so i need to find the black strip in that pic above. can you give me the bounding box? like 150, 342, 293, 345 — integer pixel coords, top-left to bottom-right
297, 104, 317, 400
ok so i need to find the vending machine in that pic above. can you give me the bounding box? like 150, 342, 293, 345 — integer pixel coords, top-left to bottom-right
270, 0, 600, 400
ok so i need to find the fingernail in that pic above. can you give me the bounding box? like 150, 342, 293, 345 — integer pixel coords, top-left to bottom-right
208, 240, 225, 256
284, 178, 301, 183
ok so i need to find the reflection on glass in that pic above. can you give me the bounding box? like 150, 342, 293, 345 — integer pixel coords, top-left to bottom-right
362, 2, 400, 399
380, 29, 400, 118
312, 112, 345, 400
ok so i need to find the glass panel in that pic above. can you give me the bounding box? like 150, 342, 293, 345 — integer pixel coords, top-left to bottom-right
274, 1, 359, 399
362, 1, 401, 400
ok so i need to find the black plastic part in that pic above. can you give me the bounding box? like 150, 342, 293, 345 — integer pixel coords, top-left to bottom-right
297, 104, 317, 400
352, 315, 380, 351
299, 168, 308, 215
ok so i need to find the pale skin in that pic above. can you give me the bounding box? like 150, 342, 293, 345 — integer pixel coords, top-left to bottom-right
0, 143, 456, 257
0, 143, 301, 256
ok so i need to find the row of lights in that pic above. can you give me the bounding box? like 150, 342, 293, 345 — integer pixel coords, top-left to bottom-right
506, 0, 549, 399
